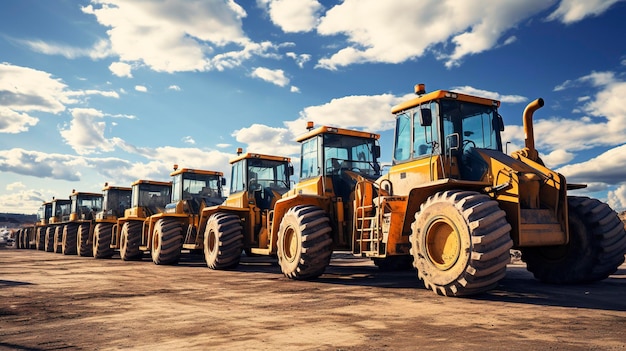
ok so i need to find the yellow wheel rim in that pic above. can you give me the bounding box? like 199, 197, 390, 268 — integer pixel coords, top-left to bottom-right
425, 217, 461, 270
282, 227, 297, 263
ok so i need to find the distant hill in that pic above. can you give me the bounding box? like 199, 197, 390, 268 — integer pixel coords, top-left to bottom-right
0, 213, 37, 227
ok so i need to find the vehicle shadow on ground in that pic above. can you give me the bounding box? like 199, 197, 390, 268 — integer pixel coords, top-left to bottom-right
0, 280, 33, 289
122, 251, 626, 311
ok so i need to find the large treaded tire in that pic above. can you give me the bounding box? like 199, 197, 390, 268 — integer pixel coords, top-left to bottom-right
53, 226, 63, 253
16, 229, 23, 249
410, 190, 513, 297
62, 224, 78, 255
93, 223, 114, 259
521, 196, 626, 283
36, 228, 46, 250
120, 221, 143, 261
204, 213, 243, 269
277, 205, 333, 280
45, 227, 55, 252
77, 224, 93, 257
151, 218, 183, 265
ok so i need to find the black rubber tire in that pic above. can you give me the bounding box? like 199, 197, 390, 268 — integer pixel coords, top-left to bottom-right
16, 229, 23, 249
151, 218, 183, 265
23, 228, 33, 249
277, 205, 333, 280
36, 227, 46, 250
62, 224, 78, 255
93, 223, 114, 259
373, 256, 414, 271
120, 221, 143, 261
521, 196, 626, 283
45, 227, 55, 252
410, 190, 513, 297
77, 224, 93, 257
204, 213, 243, 269
53, 226, 63, 253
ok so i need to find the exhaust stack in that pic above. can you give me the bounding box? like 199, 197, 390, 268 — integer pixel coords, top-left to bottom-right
512, 98, 544, 163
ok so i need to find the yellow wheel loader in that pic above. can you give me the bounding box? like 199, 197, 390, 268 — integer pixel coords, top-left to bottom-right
201, 150, 293, 269
92, 184, 131, 259
34, 201, 52, 250
144, 166, 226, 265
62, 191, 104, 256
43, 198, 71, 253
111, 179, 172, 261
361, 84, 626, 296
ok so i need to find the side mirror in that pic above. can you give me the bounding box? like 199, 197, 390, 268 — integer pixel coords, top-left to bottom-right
373, 145, 381, 159
498, 114, 505, 131
289, 165, 294, 176
221, 178, 227, 186
420, 108, 432, 127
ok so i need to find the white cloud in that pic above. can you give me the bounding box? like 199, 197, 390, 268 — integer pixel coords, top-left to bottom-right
557, 144, 626, 185
135, 85, 148, 93
182, 136, 196, 145
20, 38, 111, 60
315, 1, 556, 70
59, 108, 122, 155
168, 85, 181, 91
251, 67, 289, 87
0, 107, 38, 134
608, 184, 626, 212
0, 189, 49, 215
547, 0, 625, 24
286, 52, 312, 68
6, 182, 26, 191
290, 86, 300, 93
233, 124, 299, 156
541, 149, 575, 168
261, 0, 323, 33
285, 94, 403, 135
216, 143, 231, 149
451, 86, 528, 104
0, 63, 117, 134
0, 148, 84, 181
109, 62, 133, 77
81, 0, 273, 73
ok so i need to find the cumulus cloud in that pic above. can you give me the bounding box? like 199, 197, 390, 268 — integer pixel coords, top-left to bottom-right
285, 94, 404, 135
168, 85, 181, 91
608, 184, 626, 211
315, 1, 555, 70
6, 182, 26, 191
233, 124, 299, 155
182, 136, 196, 145
557, 144, 626, 186
0, 63, 117, 134
0, 189, 50, 215
547, 0, 625, 24
451, 86, 528, 104
135, 85, 148, 93
81, 0, 274, 74
59, 108, 125, 155
251, 67, 290, 87
0, 148, 84, 181
109, 62, 133, 77
260, 0, 323, 33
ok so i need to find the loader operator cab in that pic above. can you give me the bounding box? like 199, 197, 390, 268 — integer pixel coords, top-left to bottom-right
50, 199, 71, 223
98, 185, 131, 219
229, 151, 293, 210
298, 124, 381, 202
37, 202, 53, 225
167, 167, 225, 214
70, 192, 103, 221
392, 84, 503, 182
130, 180, 172, 217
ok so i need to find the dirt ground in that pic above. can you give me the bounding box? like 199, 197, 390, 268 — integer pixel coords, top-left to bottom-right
0, 247, 625, 351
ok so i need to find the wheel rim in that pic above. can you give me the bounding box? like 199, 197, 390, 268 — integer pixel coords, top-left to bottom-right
208, 230, 216, 254
282, 226, 297, 263
153, 231, 160, 253
424, 217, 461, 270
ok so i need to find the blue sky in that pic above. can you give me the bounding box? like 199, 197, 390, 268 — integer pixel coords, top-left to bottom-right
1, 0, 626, 214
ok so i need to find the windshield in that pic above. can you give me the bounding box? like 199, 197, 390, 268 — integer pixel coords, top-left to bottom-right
323, 134, 380, 177
104, 189, 131, 217
173, 173, 222, 201
440, 99, 500, 152
133, 183, 171, 208
248, 158, 290, 191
